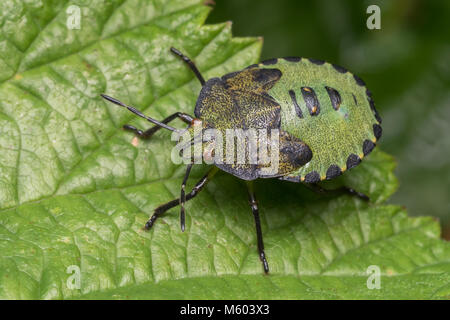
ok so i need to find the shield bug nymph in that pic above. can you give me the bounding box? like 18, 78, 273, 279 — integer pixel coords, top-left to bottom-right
101, 47, 381, 273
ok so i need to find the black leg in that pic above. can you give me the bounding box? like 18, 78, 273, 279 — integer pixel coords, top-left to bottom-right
170, 47, 206, 86
123, 112, 193, 139
304, 183, 370, 201
246, 182, 269, 274
145, 167, 218, 230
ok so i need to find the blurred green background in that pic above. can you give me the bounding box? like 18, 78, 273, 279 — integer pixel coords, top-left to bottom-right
207, 0, 450, 238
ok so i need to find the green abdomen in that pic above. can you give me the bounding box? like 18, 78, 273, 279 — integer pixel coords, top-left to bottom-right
259, 58, 381, 182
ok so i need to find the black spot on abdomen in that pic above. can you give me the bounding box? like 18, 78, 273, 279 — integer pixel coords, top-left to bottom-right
373, 124, 382, 140
353, 74, 365, 86
325, 86, 342, 111
309, 58, 325, 65
289, 90, 303, 119
363, 140, 375, 156
283, 56, 301, 62
262, 58, 277, 65
304, 171, 320, 183
366, 89, 382, 124
346, 154, 361, 170
301, 87, 320, 116
332, 64, 347, 73
326, 165, 342, 180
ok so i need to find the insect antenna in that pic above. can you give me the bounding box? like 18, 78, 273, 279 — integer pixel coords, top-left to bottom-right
100, 94, 178, 132
180, 163, 193, 232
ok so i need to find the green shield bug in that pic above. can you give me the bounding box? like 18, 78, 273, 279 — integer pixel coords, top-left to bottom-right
101, 47, 382, 274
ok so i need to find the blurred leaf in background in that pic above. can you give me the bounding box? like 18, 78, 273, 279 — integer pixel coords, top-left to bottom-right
208, 0, 450, 236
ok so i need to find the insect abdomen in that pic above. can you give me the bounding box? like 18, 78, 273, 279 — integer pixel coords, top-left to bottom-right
254, 58, 381, 182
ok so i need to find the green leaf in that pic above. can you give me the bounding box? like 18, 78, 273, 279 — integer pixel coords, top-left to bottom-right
0, 0, 449, 300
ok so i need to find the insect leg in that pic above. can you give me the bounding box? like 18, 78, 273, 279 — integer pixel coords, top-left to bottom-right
304, 183, 370, 201
170, 47, 205, 86
123, 112, 194, 139
144, 167, 219, 230
246, 181, 269, 274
